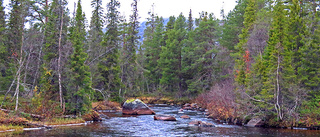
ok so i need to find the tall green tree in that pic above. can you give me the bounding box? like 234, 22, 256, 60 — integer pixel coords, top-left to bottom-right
187, 9, 193, 31
234, 0, 257, 87
40, 0, 68, 106
185, 13, 218, 96
299, 3, 320, 119
6, 0, 30, 110
87, 0, 104, 65
98, 0, 122, 101
142, 16, 164, 93
158, 13, 186, 96
68, 0, 92, 115
121, 0, 139, 96
261, 0, 288, 120
87, 0, 104, 100
0, 0, 7, 91
219, 0, 248, 50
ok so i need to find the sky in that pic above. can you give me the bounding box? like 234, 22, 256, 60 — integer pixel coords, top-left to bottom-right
3, 0, 237, 22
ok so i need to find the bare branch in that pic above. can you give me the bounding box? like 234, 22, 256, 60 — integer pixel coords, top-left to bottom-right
87, 47, 115, 65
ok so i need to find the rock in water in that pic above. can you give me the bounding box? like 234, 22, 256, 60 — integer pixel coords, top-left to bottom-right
189, 120, 215, 127
180, 115, 190, 119
245, 118, 264, 127
154, 114, 176, 121
200, 121, 215, 127
122, 99, 156, 115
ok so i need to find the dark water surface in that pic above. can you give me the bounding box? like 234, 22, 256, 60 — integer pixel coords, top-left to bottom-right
12, 104, 320, 136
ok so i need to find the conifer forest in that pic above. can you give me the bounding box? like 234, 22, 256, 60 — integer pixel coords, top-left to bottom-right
1, 0, 320, 129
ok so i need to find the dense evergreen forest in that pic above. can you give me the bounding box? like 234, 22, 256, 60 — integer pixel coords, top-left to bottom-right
0, 0, 320, 127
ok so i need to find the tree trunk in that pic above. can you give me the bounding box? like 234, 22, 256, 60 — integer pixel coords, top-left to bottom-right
15, 32, 25, 111
275, 52, 282, 120
58, 7, 64, 108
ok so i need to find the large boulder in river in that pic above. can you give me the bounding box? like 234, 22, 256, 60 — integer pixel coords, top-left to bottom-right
245, 118, 264, 127
154, 114, 176, 121
122, 99, 156, 115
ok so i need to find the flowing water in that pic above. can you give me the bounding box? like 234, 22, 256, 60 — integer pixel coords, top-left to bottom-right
12, 104, 320, 136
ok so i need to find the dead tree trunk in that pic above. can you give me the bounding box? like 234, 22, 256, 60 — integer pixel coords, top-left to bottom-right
58, 7, 64, 109
15, 32, 25, 111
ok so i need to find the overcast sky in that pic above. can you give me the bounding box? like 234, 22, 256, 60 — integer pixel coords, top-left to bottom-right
3, 0, 237, 22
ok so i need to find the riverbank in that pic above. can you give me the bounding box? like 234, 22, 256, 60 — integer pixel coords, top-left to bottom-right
17, 103, 320, 136
191, 92, 320, 130
0, 111, 86, 133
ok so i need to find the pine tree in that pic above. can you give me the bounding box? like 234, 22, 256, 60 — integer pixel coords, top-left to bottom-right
87, 0, 104, 65
6, 0, 30, 110
219, 0, 248, 50
299, 5, 320, 119
87, 0, 104, 100
121, 0, 139, 96
185, 13, 218, 96
98, 0, 122, 101
280, 0, 306, 120
68, 0, 92, 115
0, 0, 7, 91
234, 0, 256, 87
158, 13, 186, 96
262, 0, 288, 120
40, 0, 68, 106
187, 9, 193, 31
143, 16, 164, 93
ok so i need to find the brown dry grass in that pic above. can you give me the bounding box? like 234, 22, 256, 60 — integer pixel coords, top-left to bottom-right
0, 124, 23, 132
92, 101, 121, 110
0, 110, 28, 125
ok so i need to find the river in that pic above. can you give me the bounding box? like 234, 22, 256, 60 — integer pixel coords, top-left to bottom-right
14, 104, 320, 136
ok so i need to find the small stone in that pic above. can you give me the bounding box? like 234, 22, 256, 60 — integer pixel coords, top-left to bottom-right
154, 114, 176, 121
180, 115, 190, 119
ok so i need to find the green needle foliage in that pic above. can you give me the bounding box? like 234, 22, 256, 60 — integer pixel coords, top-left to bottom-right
98, 0, 122, 102
68, 0, 93, 115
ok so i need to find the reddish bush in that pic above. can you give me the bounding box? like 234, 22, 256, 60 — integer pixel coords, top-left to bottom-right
195, 78, 237, 122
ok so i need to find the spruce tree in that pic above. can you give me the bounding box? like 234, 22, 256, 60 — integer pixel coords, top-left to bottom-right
234, 0, 256, 87
5, 0, 25, 91
219, 0, 247, 50
187, 9, 193, 31
87, 0, 104, 65
40, 0, 68, 105
142, 11, 164, 92
262, 0, 288, 120
121, 0, 139, 96
299, 6, 320, 118
87, 0, 104, 100
185, 13, 218, 96
0, 0, 7, 91
159, 13, 186, 96
68, 0, 92, 115
98, 0, 122, 101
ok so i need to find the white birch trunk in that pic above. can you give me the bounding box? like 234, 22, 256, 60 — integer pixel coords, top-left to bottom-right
58, 7, 64, 108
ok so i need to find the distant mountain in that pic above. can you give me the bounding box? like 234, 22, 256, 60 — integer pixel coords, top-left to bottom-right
138, 18, 170, 43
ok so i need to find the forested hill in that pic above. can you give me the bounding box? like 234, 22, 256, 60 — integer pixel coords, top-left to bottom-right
0, 0, 320, 128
